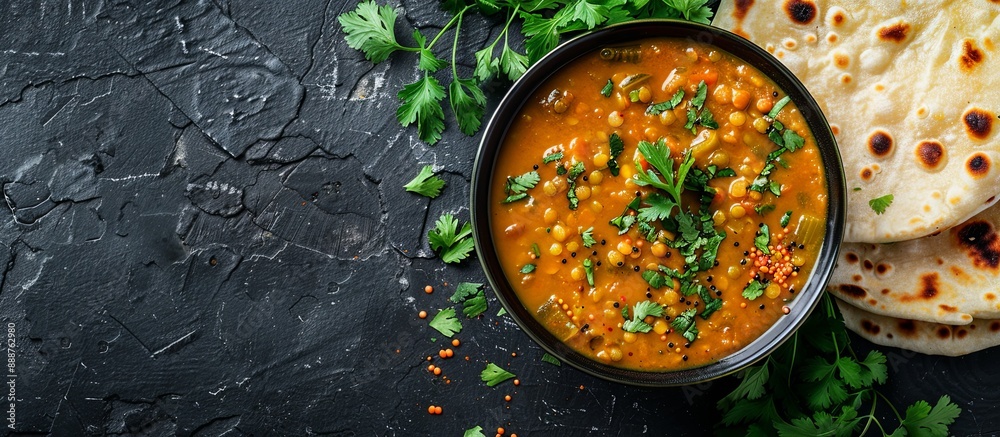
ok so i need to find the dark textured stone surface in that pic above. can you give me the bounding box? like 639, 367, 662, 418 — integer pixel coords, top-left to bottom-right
0, 0, 996, 435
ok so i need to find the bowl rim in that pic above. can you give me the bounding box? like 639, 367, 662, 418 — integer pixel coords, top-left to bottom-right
470, 18, 846, 387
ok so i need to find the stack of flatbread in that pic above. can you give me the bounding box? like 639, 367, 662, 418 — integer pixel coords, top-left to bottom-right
714, 0, 1000, 356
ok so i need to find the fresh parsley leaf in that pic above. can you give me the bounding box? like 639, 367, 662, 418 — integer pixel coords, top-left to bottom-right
428, 214, 475, 263
607, 133, 624, 176
670, 308, 699, 342
684, 106, 698, 132
610, 197, 640, 234
338, 1, 406, 63
601, 79, 613, 97
622, 300, 665, 333
496, 307, 507, 316
755, 224, 771, 255
783, 129, 805, 151
582, 258, 595, 287
634, 139, 693, 206
541, 352, 562, 366
698, 286, 722, 319
449, 77, 487, 135
473, 45, 500, 83
450, 282, 483, 303
852, 187, 862, 192
742, 280, 766, 300
481, 363, 516, 386
870, 194, 894, 215
504, 170, 540, 202
397, 74, 446, 144
691, 80, 708, 109
646, 89, 685, 115
463, 426, 486, 437
780, 211, 793, 227
429, 308, 462, 337
755, 204, 776, 215
566, 162, 586, 210
521, 12, 564, 63
404, 165, 446, 198
663, 0, 714, 23
642, 269, 670, 289
412, 30, 446, 72
637, 192, 678, 222
520, 264, 536, 274
499, 43, 529, 81
697, 109, 718, 129
543, 151, 564, 164
897, 396, 961, 437
581, 227, 597, 247
451, 282, 488, 318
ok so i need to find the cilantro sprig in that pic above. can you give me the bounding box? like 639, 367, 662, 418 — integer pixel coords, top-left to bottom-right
340, 0, 714, 144
481, 363, 516, 387
450, 282, 488, 317
870, 194, 894, 215
716, 293, 961, 435
622, 300, 665, 333
403, 165, 446, 198
428, 307, 462, 337
503, 170, 540, 203
428, 213, 475, 263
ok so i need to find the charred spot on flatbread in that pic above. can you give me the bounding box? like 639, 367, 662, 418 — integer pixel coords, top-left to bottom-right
852, 274, 862, 282
936, 326, 951, 339
955, 220, 1000, 269
878, 23, 910, 43
900, 273, 940, 301
875, 263, 890, 275
915, 141, 945, 170
860, 168, 873, 180
868, 131, 893, 157
960, 39, 985, 71
939, 304, 958, 312
963, 108, 994, 140
921, 273, 939, 298
784, 0, 817, 24
838, 284, 867, 299
956, 328, 969, 339
845, 252, 859, 263
966, 153, 990, 178
860, 319, 880, 335
862, 259, 874, 270
826, 8, 847, 27
990, 321, 1000, 332
734, 0, 754, 20
897, 319, 917, 336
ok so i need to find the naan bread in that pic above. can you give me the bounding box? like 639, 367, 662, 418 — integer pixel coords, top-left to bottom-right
836, 297, 1000, 356
829, 203, 1000, 324
714, 0, 1000, 243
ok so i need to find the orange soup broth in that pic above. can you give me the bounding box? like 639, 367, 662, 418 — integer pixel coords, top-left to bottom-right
491, 38, 828, 371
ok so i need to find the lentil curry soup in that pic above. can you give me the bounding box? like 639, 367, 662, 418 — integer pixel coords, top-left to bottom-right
490, 38, 828, 371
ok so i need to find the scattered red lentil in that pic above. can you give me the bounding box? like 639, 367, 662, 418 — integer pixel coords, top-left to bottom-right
497, 427, 505, 435
418, 311, 427, 319
504, 395, 512, 402
438, 350, 448, 359
513, 379, 520, 386
424, 285, 434, 294
445, 348, 454, 358
433, 368, 442, 376
427, 364, 435, 372
434, 406, 442, 415
452, 338, 461, 347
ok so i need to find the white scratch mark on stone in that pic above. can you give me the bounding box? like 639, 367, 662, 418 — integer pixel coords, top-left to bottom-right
103, 173, 159, 182
151, 330, 197, 357
201, 46, 229, 59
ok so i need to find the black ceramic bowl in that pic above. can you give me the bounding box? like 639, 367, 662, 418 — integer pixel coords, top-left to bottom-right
470, 19, 845, 386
